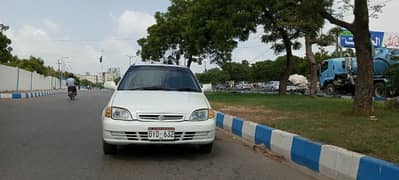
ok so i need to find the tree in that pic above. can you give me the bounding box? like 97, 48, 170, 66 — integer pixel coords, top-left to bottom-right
114, 77, 121, 85
385, 64, 399, 96
222, 62, 251, 82
328, 26, 343, 56
316, 0, 385, 115
138, 0, 259, 68
293, 0, 330, 96
259, 0, 303, 95
0, 24, 12, 64
196, 68, 230, 84
251, 60, 280, 82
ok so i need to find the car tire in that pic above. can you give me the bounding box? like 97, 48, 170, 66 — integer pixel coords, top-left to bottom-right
324, 83, 335, 96
374, 82, 386, 98
103, 141, 117, 155
198, 143, 213, 154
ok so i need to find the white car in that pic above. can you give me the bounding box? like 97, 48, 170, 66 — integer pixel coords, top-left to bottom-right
102, 65, 216, 154
263, 81, 280, 91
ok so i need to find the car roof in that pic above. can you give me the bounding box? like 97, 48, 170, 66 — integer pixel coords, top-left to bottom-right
129, 64, 189, 69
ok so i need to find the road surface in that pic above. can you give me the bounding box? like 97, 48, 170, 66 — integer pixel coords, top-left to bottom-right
0, 90, 326, 180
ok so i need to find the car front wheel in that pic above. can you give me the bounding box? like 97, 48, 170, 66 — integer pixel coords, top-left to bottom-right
103, 141, 117, 155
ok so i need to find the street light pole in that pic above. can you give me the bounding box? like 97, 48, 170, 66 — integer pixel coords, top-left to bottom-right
57, 60, 62, 89
57, 57, 69, 89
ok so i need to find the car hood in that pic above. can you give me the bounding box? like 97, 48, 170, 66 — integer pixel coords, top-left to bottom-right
111, 91, 210, 119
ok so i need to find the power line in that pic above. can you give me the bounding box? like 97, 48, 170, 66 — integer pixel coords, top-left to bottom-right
36, 38, 136, 43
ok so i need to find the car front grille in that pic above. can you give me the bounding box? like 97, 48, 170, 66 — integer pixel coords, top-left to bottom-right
109, 131, 211, 141
138, 114, 184, 121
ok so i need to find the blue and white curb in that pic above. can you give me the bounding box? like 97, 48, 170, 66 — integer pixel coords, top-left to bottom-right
0, 91, 55, 99
216, 111, 399, 180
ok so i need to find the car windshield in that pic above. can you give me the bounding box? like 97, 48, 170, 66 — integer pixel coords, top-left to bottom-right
117, 66, 201, 92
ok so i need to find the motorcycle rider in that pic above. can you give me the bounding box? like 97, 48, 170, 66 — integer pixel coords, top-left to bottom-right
66, 75, 77, 96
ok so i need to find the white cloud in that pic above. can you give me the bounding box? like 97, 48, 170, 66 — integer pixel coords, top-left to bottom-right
115, 10, 155, 35
43, 19, 58, 31
6, 23, 101, 74
4, 11, 158, 75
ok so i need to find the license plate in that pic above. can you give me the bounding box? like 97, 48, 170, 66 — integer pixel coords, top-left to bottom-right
148, 127, 175, 140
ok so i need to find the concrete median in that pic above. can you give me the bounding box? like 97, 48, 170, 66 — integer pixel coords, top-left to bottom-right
215, 111, 399, 180
0, 90, 58, 100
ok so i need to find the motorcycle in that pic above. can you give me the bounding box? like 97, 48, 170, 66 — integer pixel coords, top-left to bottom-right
68, 86, 77, 100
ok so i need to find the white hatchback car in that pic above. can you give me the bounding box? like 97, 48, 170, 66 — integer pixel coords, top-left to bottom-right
102, 65, 216, 154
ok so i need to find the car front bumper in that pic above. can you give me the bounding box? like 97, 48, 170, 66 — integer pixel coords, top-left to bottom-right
103, 118, 216, 145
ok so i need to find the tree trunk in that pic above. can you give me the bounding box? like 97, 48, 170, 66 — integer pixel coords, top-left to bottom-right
319, 0, 373, 115
305, 34, 318, 96
278, 30, 294, 96
352, 0, 374, 115
187, 56, 193, 68
279, 43, 293, 95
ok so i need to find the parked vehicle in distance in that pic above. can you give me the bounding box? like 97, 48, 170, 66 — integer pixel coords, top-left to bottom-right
263, 81, 280, 91
286, 81, 299, 92
235, 81, 252, 90
102, 65, 216, 154
214, 83, 227, 90
289, 74, 309, 94
320, 48, 399, 97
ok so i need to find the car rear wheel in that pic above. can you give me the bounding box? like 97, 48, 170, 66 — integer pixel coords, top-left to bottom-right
374, 82, 386, 98
198, 143, 213, 154
324, 83, 335, 96
103, 141, 117, 155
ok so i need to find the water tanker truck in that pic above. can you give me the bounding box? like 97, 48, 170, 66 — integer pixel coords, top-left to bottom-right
319, 48, 399, 97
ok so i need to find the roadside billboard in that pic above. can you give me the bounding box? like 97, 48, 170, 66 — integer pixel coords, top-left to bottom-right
340, 30, 384, 48
383, 32, 399, 49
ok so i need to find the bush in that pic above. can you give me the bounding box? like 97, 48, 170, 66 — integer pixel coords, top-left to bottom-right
385, 64, 399, 96
385, 98, 399, 110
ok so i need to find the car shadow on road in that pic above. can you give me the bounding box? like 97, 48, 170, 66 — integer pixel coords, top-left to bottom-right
105, 143, 219, 161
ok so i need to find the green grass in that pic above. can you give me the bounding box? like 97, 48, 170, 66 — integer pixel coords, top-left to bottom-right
206, 92, 399, 164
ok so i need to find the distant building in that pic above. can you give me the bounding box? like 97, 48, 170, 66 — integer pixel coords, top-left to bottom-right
104, 68, 121, 82
77, 68, 120, 84
76, 72, 98, 84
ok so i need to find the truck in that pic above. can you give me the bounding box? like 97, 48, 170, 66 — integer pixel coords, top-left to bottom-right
319, 48, 399, 97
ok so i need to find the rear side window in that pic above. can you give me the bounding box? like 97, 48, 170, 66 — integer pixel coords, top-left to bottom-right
118, 66, 201, 92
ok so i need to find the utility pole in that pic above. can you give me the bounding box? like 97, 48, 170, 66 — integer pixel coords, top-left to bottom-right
126, 55, 136, 67
56, 57, 69, 89
57, 60, 62, 89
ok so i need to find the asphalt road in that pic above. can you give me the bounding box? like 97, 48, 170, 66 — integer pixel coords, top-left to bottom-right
0, 90, 325, 180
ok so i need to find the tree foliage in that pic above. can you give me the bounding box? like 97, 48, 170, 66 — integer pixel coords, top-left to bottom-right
0, 24, 13, 64
196, 55, 308, 84
138, 0, 260, 67
386, 64, 399, 96
196, 68, 230, 84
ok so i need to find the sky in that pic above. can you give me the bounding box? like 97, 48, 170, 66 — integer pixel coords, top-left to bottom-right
1, 0, 399, 75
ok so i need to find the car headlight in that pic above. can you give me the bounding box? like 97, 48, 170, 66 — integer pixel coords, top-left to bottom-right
104, 107, 133, 120
189, 109, 215, 121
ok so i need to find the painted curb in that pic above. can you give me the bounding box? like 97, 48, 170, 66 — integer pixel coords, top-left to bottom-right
215, 111, 399, 180
0, 90, 56, 100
